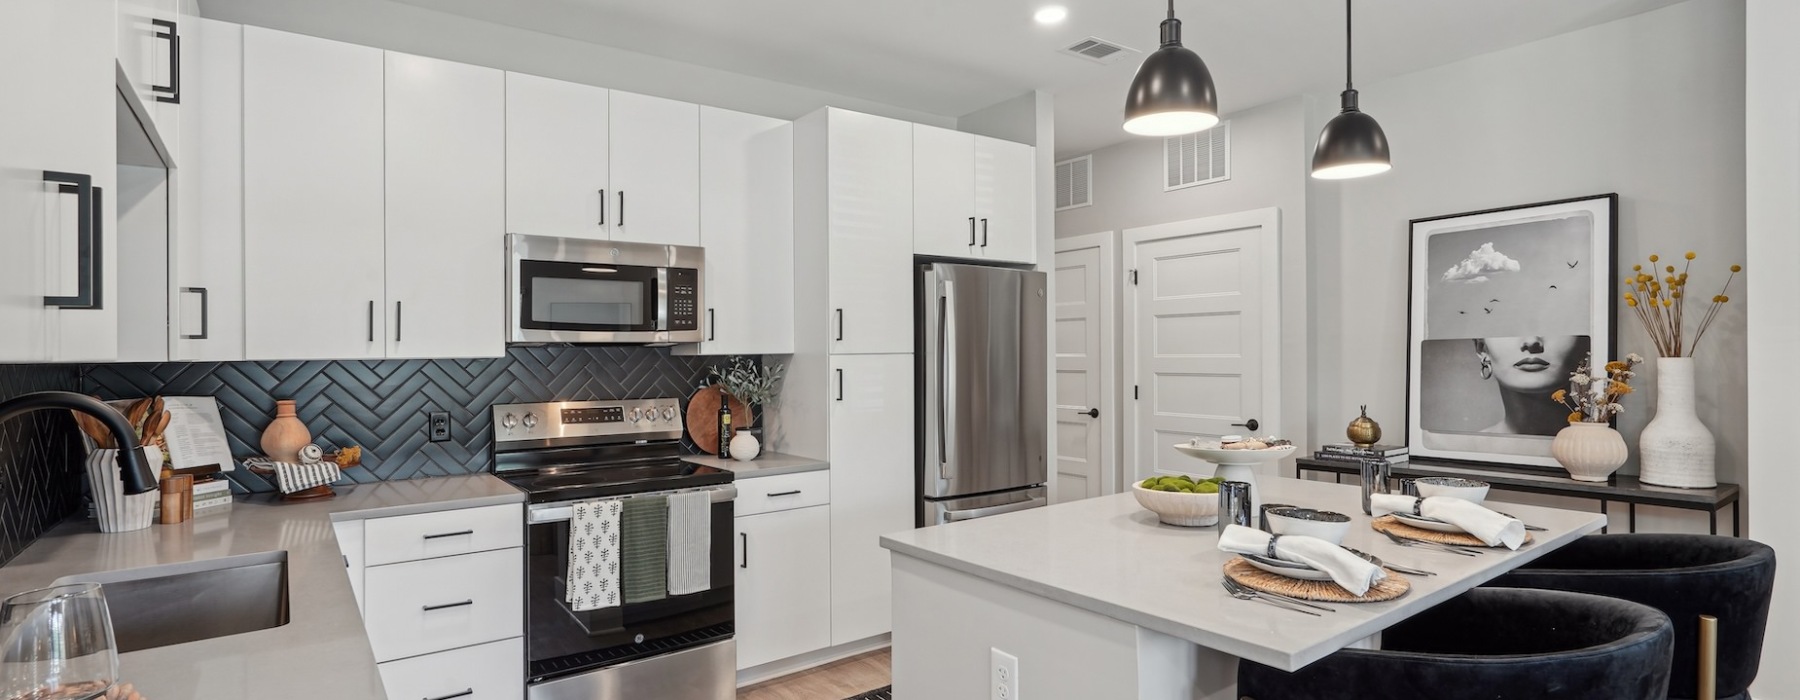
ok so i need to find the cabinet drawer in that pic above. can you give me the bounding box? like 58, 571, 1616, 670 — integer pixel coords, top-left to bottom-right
378, 637, 523, 700
365, 504, 522, 566
364, 548, 523, 662
733, 470, 830, 516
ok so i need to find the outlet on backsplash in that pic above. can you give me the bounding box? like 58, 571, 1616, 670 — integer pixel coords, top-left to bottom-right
428, 412, 452, 442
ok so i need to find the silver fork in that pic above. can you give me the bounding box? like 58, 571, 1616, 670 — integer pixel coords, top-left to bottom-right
1347, 548, 1437, 577
1381, 530, 1482, 556
1224, 578, 1336, 613
1220, 580, 1322, 617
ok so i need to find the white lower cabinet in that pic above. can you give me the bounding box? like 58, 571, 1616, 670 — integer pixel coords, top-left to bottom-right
828, 354, 914, 644
377, 637, 523, 700
734, 490, 831, 670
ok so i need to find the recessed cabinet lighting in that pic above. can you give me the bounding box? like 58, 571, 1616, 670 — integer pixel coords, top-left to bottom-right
1034, 6, 1069, 24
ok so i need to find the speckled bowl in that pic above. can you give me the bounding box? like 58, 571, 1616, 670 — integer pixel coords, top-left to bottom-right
1414, 477, 1490, 504
1131, 482, 1221, 527
1264, 507, 1352, 545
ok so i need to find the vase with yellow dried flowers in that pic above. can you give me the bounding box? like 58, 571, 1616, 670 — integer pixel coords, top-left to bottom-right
1548, 353, 1641, 482
1622, 252, 1740, 488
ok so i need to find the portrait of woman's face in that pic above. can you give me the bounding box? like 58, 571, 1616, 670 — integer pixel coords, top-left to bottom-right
1476, 335, 1590, 395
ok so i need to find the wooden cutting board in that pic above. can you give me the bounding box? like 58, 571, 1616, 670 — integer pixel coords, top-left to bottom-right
686, 385, 750, 455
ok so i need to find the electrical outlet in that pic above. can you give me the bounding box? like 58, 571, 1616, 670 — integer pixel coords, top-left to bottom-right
991, 647, 1018, 700
428, 412, 451, 442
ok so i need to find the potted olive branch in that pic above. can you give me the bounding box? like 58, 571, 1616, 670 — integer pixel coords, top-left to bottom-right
708, 357, 785, 460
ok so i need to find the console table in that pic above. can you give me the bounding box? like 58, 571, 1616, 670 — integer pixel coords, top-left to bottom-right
1296, 457, 1742, 536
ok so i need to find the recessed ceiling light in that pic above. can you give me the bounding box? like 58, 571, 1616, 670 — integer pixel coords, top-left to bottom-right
1034, 6, 1068, 24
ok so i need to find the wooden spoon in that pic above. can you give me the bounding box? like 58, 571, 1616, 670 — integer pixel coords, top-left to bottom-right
145, 411, 171, 448
72, 411, 112, 449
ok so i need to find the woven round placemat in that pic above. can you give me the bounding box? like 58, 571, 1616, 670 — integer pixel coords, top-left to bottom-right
1370, 514, 1535, 548
1224, 557, 1410, 603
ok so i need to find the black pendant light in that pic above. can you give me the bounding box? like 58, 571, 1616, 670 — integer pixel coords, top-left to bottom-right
1312, 0, 1391, 179
1123, 0, 1219, 136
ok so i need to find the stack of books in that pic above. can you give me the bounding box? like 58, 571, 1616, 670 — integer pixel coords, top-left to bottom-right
1312, 443, 1409, 469
191, 478, 234, 512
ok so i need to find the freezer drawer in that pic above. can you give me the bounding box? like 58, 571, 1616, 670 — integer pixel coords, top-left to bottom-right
920, 486, 1047, 527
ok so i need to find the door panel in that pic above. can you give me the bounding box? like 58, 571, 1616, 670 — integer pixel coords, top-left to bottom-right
504, 72, 609, 241
734, 505, 831, 669
825, 110, 913, 355
975, 136, 1037, 264
609, 90, 699, 246
1053, 245, 1106, 502
173, 19, 244, 361
828, 353, 913, 643
682, 107, 793, 356
912, 124, 975, 258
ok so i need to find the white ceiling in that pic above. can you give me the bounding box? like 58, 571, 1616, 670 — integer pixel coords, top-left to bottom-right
313, 0, 1691, 157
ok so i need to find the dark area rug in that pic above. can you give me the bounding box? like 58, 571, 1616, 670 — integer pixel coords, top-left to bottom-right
845, 686, 893, 700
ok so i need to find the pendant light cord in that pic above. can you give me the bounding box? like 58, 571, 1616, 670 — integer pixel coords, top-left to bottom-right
1168, 0, 1176, 21
1345, 0, 1354, 90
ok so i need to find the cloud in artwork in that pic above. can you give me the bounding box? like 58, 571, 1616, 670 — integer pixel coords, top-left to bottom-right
1441, 242, 1520, 283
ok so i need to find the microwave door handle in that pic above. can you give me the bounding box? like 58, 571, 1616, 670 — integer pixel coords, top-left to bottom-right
655, 267, 669, 331
939, 279, 954, 481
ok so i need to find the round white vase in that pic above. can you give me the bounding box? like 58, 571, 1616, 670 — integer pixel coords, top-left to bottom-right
1638, 357, 1717, 488
729, 431, 761, 462
1551, 422, 1629, 482
87, 446, 162, 533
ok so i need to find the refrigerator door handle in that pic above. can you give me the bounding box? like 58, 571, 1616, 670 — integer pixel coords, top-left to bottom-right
938, 279, 955, 481
944, 493, 1047, 522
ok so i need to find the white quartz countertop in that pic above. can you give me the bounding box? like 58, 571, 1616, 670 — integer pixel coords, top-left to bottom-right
880, 476, 1607, 672
0, 473, 525, 700
682, 451, 828, 478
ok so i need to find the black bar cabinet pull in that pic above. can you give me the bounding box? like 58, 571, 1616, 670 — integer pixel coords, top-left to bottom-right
151, 19, 181, 104
618, 191, 626, 226
180, 287, 208, 340
767, 490, 802, 498
367, 301, 375, 342
740, 532, 748, 569
423, 690, 473, 700
423, 530, 473, 540
707, 308, 715, 341
836, 369, 844, 401
835, 309, 844, 341
42, 172, 99, 309
395, 301, 403, 342
422, 600, 474, 612
968, 217, 976, 246
598, 189, 606, 226
981, 218, 989, 247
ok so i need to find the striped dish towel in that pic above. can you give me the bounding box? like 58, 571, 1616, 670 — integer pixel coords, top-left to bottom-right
621, 496, 669, 604
566, 499, 623, 612
666, 490, 712, 596
244, 458, 342, 494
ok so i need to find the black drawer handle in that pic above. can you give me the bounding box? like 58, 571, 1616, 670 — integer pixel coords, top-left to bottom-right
180, 287, 209, 339
423, 530, 474, 540
151, 19, 181, 104
42, 172, 100, 309
766, 490, 802, 498
598, 189, 606, 226
422, 600, 474, 612
424, 689, 473, 700
739, 532, 748, 569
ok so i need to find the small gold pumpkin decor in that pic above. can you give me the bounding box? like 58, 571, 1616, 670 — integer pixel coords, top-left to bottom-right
1347, 405, 1382, 447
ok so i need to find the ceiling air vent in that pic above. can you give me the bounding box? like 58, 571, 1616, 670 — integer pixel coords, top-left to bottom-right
1061, 37, 1136, 64
1055, 155, 1093, 211
1164, 121, 1230, 191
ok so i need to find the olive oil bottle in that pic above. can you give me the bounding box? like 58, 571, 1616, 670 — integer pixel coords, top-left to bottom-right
718, 397, 733, 458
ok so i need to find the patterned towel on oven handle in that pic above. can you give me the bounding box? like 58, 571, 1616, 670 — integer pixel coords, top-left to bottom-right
567, 499, 624, 612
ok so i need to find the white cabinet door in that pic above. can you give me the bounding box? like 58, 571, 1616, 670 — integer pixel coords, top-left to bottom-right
242, 27, 386, 360
680, 107, 793, 356
734, 505, 831, 669
377, 637, 523, 700
332, 519, 366, 616
504, 72, 609, 241
362, 548, 524, 662
0, 0, 117, 363
975, 136, 1037, 264
911, 124, 976, 259
172, 18, 244, 361
827, 110, 913, 355
828, 353, 914, 643
609, 91, 700, 246
384, 52, 505, 359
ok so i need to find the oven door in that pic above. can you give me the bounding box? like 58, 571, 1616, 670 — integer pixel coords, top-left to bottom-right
524, 487, 736, 687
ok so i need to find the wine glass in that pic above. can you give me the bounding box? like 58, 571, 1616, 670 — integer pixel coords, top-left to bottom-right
0, 583, 118, 700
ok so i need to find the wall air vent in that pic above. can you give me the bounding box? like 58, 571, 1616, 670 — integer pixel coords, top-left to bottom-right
1055, 155, 1093, 211
1061, 37, 1137, 64
1164, 121, 1230, 191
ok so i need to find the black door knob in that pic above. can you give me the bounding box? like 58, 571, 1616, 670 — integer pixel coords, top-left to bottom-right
1231, 419, 1260, 432
1084, 408, 1099, 418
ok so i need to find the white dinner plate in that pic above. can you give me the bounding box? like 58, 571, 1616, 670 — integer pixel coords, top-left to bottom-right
1392, 511, 1518, 535
1240, 553, 1335, 581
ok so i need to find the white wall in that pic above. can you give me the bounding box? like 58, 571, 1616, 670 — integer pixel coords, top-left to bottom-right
1307, 0, 1747, 534
198, 0, 956, 127
1745, 0, 1799, 695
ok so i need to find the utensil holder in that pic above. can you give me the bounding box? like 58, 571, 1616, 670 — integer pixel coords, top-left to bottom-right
87, 447, 161, 533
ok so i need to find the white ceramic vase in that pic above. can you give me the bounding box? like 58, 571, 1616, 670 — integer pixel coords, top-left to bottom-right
1638, 357, 1717, 488
1551, 422, 1629, 482
729, 431, 761, 462
87, 446, 162, 533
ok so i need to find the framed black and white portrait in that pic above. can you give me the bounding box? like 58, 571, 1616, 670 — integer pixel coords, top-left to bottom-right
1407, 194, 1618, 470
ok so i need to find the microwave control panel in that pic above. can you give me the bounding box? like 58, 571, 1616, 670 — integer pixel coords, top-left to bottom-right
668, 268, 699, 331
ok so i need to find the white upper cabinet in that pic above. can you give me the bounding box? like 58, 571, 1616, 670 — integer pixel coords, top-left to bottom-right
676, 107, 793, 357
825, 109, 914, 355
171, 18, 244, 362
0, 0, 118, 363
384, 52, 506, 359
505, 72, 610, 241
912, 124, 977, 259
974, 136, 1037, 264
242, 27, 386, 360
609, 91, 700, 246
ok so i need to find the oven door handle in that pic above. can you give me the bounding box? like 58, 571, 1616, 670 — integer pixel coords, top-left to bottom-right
528, 485, 738, 524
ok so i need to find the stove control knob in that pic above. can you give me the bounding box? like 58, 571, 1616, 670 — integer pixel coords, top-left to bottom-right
662, 407, 677, 421
501, 413, 518, 430
522, 413, 538, 429
645, 410, 658, 423
629, 408, 642, 422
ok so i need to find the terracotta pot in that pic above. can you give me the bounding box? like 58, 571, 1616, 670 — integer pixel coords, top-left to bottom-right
1551, 422, 1628, 483
1638, 357, 1717, 488
260, 399, 311, 463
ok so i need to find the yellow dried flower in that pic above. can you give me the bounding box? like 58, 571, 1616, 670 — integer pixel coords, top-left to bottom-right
1731, 265, 1743, 272
1650, 254, 1660, 263
1720, 295, 1731, 303
1686, 251, 1697, 260
1627, 297, 1639, 307
1633, 265, 1643, 271
1552, 389, 1568, 402
1666, 265, 1676, 273
1611, 381, 1633, 395
1568, 412, 1585, 424
1672, 291, 1683, 299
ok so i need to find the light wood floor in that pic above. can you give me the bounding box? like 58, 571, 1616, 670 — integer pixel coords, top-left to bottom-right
737, 649, 891, 700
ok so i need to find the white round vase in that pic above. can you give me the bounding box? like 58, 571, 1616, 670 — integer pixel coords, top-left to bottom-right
1551, 422, 1628, 482
1638, 357, 1717, 488
729, 431, 761, 462
87, 446, 162, 533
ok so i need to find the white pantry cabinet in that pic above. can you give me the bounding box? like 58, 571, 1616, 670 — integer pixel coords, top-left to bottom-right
505, 72, 610, 241
817, 109, 914, 356
675, 107, 793, 357
734, 494, 831, 670
609, 91, 701, 246
912, 125, 1036, 264
384, 52, 506, 359
827, 353, 914, 644
0, 0, 118, 363
242, 27, 386, 360
170, 18, 245, 361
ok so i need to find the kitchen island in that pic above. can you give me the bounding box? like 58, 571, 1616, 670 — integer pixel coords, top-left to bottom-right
880, 476, 1607, 700
0, 474, 523, 700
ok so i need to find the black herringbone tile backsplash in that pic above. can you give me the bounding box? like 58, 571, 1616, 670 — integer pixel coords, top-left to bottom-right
0, 364, 85, 566
83, 346, 732, 493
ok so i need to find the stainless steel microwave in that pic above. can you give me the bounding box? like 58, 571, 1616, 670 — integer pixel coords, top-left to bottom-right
506, 234, 704, 345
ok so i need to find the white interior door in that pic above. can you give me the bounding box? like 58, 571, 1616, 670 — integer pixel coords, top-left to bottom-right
1125, 209, 1281, 482
1051, 232, 1116, 503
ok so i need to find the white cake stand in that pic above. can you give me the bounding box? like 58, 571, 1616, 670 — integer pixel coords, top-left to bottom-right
1171, 443, 1297, 518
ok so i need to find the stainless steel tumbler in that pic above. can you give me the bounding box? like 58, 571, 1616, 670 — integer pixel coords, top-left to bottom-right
1219, 481, 1254, 530
1259, 503, 1294, 532
1360, 460, 1391, 515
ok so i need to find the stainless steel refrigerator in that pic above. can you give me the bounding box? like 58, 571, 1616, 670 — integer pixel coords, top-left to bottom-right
917, 262, 1048, 526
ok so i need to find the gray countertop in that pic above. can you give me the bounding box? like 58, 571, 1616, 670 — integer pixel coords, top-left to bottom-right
682, 451, 828, 478
880, 476, 1607, 672
0, 474, 524, 700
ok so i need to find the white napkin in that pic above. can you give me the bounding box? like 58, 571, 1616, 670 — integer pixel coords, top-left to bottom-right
1371, 494, 1526, 550
1218, 525, 1386, 596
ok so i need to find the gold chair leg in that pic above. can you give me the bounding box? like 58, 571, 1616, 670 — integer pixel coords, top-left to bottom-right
1698, 614, 1718, 700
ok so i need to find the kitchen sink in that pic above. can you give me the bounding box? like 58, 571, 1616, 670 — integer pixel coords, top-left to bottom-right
54, 551, 290, 653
